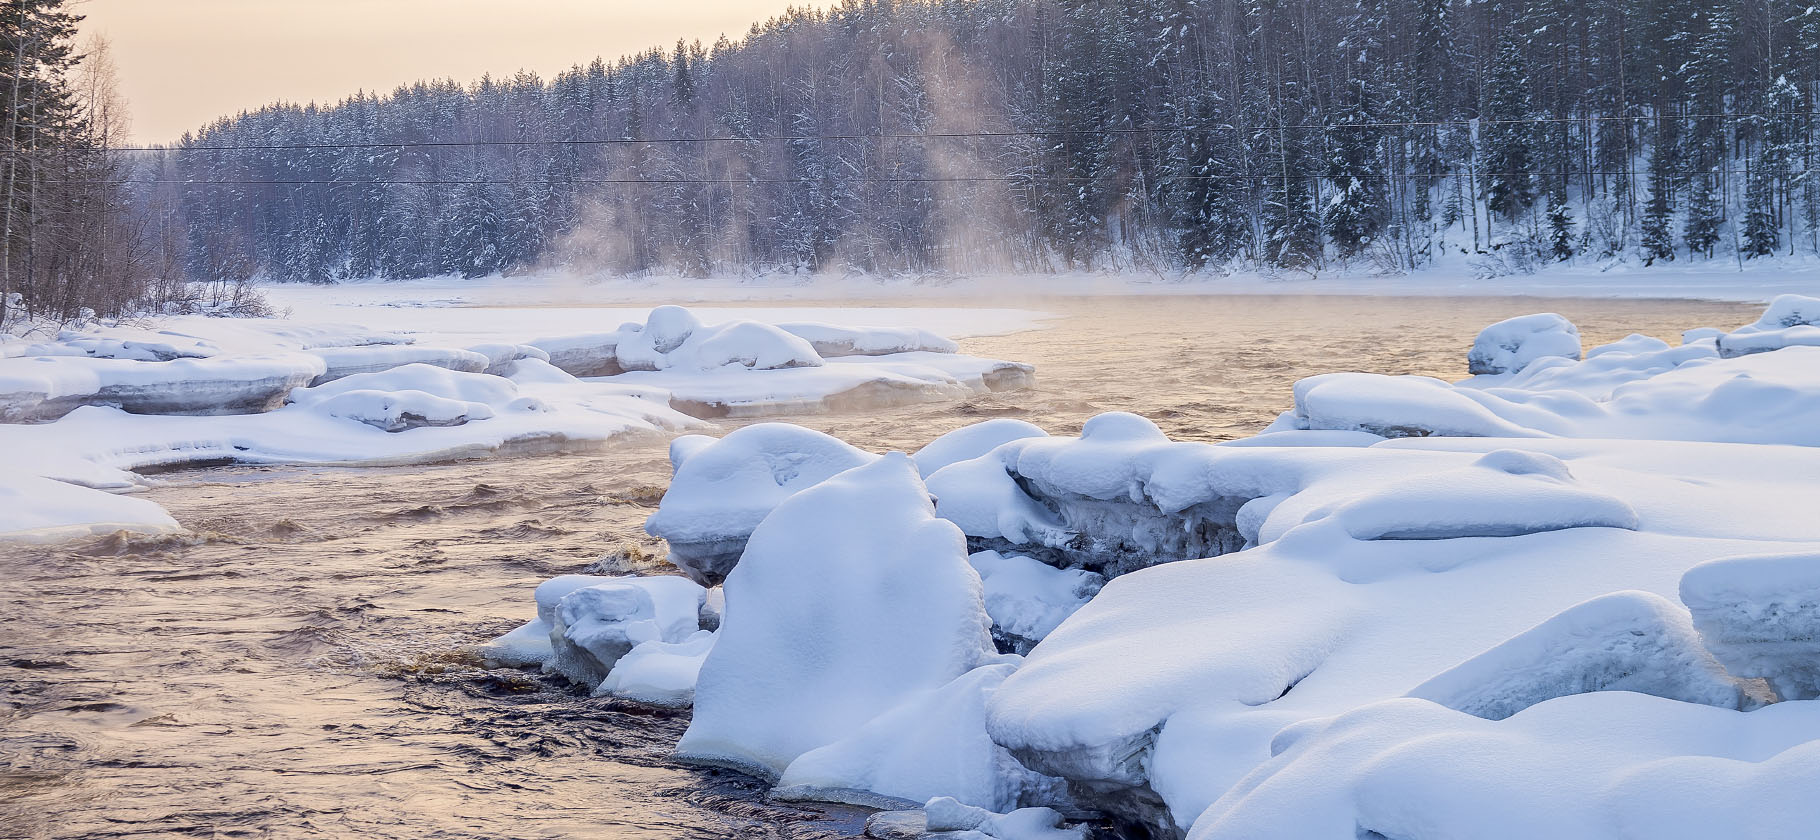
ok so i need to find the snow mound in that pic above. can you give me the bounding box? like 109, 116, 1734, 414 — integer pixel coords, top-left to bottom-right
616, 305, 822, 372
545, 575, 706, 689
308, 345, 489, 384
776, 321, 960, 357
304, 390, 495, 432
596, 629, 716, 706
644, 423, 878, 586
287, 364, 522, 409
969, 551, 1103, 653
915, 419, 1050, 478
773, 662, 1063, 812
1408, 590, 1755, 720
675, 453, 995, 780
0, 473, 181, 543
1718, 294, 1820, 357
1681, 551, 1820, 701
1466, 312, 1582, 375
1190, 693, 1820, 840
1291, 373, 1552, 438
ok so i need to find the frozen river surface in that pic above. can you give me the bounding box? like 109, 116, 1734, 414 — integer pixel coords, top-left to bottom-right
0, 295, 1759, 839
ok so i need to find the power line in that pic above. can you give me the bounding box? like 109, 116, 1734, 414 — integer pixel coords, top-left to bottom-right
54, 111, 1820, 154
44, 168, 1820, 187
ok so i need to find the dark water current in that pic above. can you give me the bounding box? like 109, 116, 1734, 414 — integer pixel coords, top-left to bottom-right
0, 295, 1760, 839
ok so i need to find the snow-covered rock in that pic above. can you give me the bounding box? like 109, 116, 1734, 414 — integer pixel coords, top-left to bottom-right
777, 321, 961, 357
1681, 551, 1820, 701
545, 575, 706, 689
1717, 293, 1820, 357
477, 573, 630, 668
773, 662, 1063, 812
1190, 693, 1820, 840
644, 424, 879, 586
1467, 312, 1582, 375
1408, 590, 1757, 719
921, 797, 1091, 840
596, 629, 716, 706
615, 305, 822, 372
674, 454, 996, 780
969, 551, 1103, 653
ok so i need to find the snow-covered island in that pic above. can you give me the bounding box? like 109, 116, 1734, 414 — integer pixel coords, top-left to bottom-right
482, 295, 1820, 840
0, 304, 1032, 542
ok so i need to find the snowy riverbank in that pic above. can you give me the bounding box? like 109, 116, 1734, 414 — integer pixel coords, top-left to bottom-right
0, 304, 1035, 542
488, 294, 1820, 839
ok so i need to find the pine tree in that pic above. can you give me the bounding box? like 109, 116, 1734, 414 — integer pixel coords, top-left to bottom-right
1640, 135, 1676, 264
1548, 194, 1575, 260
1323, 0, 1388, 259
1480, 31, 1536, 226
1683, 174, 1722, 257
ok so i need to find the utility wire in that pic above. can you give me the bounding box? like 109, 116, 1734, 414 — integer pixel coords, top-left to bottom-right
46, 168, 1820, 186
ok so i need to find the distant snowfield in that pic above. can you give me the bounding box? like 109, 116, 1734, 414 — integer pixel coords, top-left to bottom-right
285, 256, 1820, 315
261, 277, 1056, 345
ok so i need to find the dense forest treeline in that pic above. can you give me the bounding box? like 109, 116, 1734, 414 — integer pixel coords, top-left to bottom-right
6, 0, 1820, 319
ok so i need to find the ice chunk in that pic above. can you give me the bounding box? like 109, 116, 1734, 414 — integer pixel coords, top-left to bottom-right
778, 321, 961, 357
616, 306, 822, 372
1292, 373, 1554, 438
1681, 551, 1820, 700
1467, 312, 1581, 375
774, 663, 1062, 812
545, 575, 706, 689
527, 330, 630, 376
308, 345, 489, 385
675, 454, 995, 780
464, 342, 551, 375
477, 573, 626, 668
915, 419, 1050, 478
1408, 591, 1755, 719
644, 423, 878, 586
0, 353, 327, 421
970, 551, 1104, 653
596, 629, 716, 707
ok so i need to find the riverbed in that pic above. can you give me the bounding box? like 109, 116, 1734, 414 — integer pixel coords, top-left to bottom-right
0, 295, 1760, 839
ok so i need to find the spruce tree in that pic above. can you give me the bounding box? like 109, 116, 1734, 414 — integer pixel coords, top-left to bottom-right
1323, 11, 1388, 260
1640, 138, 1676, 264
1481, 31, 1536, 226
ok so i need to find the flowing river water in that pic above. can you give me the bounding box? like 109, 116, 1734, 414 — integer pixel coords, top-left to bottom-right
0, 294, 1761, 839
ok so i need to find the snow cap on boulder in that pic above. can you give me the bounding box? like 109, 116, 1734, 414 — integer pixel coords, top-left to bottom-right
1468, 313, 1582, 375
675, 452, 996, 780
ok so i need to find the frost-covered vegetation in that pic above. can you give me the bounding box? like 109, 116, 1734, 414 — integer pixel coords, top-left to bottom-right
480, 294, 1820, 839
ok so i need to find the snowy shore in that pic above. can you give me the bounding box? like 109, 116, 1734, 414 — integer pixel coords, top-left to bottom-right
0, 304, 1034, 542
487, 295, 1820, 839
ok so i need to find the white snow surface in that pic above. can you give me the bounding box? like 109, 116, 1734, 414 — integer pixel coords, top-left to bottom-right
773, 662, 1061, 812
674, 454, 996, 780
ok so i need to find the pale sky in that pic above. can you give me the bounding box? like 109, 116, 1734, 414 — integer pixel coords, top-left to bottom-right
77, 0, 804, 144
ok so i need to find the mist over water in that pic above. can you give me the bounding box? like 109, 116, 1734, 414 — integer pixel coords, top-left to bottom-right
0, 295, 1759, 838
